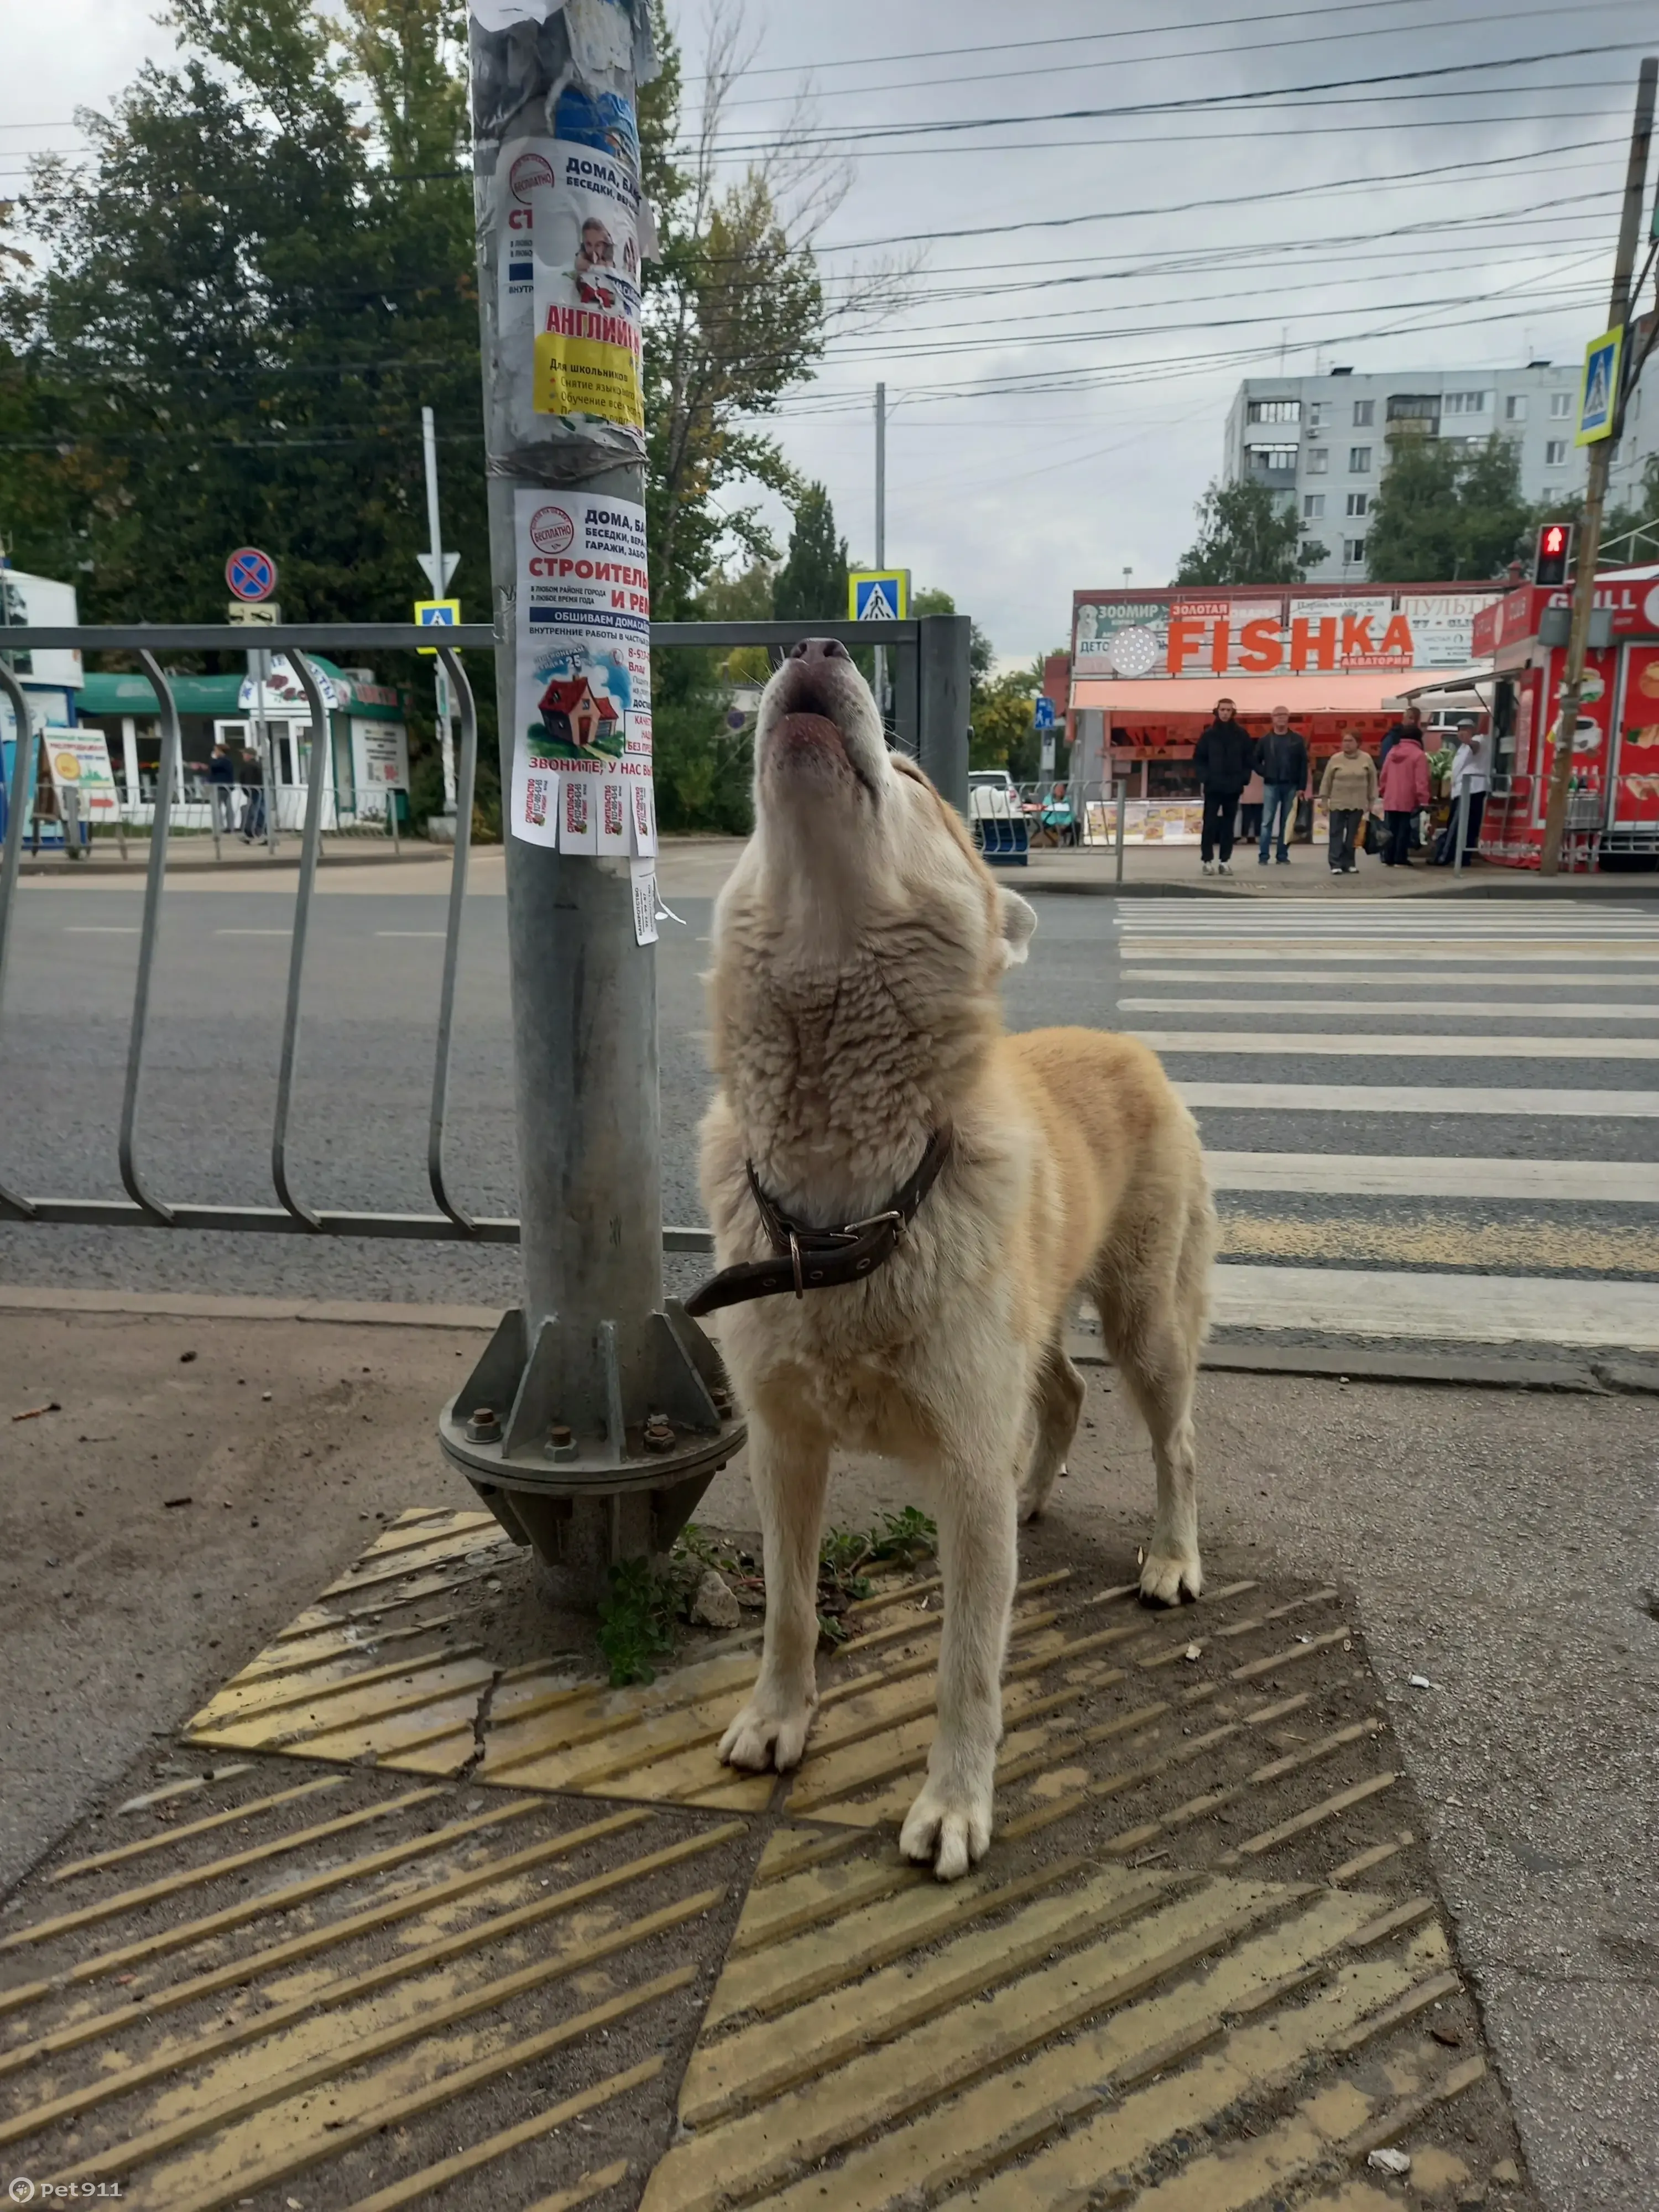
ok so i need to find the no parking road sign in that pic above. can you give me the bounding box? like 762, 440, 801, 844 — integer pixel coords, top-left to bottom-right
848, 568, 909, 623
226, 546, 278, 602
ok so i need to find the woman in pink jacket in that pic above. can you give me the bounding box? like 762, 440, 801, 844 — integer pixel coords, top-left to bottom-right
1378, 727, 1431, 868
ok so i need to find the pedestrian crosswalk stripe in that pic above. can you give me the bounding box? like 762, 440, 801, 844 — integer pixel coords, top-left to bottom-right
1211, 1265, 1659, 1349
1120, 998, 1659, 1020
1120, 950, 1659, 965
1107, 899, 1659, 1335
1120, 968, 1645, 985
1139, 1032, 1659, 1060
1204, 1152, 1659, 1202
1177, 1082, 1659, 1116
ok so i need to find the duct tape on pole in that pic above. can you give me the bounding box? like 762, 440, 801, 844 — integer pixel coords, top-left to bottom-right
443, 0, 742, 1595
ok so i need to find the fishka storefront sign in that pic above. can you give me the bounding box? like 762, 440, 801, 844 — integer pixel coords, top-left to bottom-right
1074, 587, 1499, 677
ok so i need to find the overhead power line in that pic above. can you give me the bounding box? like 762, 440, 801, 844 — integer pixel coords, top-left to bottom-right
813, 135, 1624, 254
705, 0, 1652, 111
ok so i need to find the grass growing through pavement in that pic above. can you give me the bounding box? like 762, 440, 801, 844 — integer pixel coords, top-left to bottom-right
595, 1509, 939, 1686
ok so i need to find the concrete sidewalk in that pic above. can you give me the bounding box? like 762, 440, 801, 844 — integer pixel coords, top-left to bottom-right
0, 1300, 1652, 2210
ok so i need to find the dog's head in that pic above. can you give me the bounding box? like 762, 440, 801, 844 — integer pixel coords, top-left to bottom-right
747, 638, 1036, 979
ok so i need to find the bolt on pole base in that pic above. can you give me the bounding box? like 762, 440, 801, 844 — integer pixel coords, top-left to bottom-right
438, 1299, 745, 1603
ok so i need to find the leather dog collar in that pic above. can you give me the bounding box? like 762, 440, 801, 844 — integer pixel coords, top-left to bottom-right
685, 1129, 952, 1319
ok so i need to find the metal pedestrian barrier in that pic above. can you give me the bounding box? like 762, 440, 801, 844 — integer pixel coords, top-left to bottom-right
0, 615, 968, 1250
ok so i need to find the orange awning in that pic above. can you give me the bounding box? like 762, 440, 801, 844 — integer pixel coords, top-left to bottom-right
1071, 673, 1412, 716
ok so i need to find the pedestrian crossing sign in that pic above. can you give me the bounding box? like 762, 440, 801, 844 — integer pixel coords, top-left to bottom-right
848, 570, 909, 622
414, 597, 461, 656
1575, 326, 1623, 445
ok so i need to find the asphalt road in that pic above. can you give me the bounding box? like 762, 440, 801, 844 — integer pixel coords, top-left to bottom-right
2, 879, 1658, 1331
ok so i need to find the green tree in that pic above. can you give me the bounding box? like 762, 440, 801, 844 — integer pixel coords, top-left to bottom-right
1174, 477, 1324, 585
773, 482, 847, 621
1364, 432, 1532, 582
971, 663, 1040, 775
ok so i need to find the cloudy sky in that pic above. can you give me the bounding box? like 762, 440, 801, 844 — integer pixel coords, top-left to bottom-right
6, 1, 1653, 664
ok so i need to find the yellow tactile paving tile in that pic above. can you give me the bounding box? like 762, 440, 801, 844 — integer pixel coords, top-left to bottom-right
0, 1520, 1533, 2208
0, 1766, 749, 2211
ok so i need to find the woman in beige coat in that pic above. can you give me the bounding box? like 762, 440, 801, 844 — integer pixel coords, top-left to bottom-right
1318, 729, 1379, 875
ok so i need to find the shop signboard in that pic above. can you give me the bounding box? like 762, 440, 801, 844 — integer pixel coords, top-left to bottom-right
1076, 589, 1498, 679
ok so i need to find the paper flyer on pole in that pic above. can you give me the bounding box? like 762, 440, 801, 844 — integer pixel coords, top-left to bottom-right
505, 109, 643, 436
509, 487, 656, 853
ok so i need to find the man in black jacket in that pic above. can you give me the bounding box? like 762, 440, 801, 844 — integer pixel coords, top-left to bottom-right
1192, 698, 1253, 874
1253, 703, 1309, 865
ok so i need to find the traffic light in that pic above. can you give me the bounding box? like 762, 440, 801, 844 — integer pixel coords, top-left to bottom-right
1535, 521, 1572, 586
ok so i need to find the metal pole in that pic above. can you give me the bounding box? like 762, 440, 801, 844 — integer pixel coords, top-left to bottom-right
422, 404, 459, 816
916, 613, 971, 812
1114, 777, 1127, 884
873, 381, 887, 728
1454, 784, 1470, 875
441, 1, 739, 1593
1542, 55, 1656, 875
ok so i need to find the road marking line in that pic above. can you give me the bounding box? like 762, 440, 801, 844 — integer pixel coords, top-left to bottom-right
1120, 949, 1659, 963
1203, 1151, 1659, 1201
1219, 1212, 1659, 1274
1120, 967, 1655, 985
1119, 998, 1659, 1019
1212, 1262, 1659, 1346
63, 924, 139, 932
376, 929, 447, 936
1136, 1031, 1659, 1059
213, 926, 291, 935
1181, 1082, 1659, 1115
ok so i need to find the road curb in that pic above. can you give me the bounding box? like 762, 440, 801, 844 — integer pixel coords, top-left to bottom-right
6, 1287, 1653, 1388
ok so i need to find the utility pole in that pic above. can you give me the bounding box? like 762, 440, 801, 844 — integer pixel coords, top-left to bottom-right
441, 2, 739, 1597
1541, 56, 1657, 875
420, 405, 458, 819
873, 381, 888, 726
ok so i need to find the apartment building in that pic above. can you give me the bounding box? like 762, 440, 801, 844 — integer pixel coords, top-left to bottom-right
1223, 363, 1600, 584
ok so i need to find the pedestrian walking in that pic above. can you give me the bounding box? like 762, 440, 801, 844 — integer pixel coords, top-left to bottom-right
1192, 697, 1253, 875
1317, 728, 1378, 875
1377, 717, 1430, 867
1253, 703, 1308, 866
238, 749, 266, 844
1434, 720, 1489, 864
207, 744, 237, 837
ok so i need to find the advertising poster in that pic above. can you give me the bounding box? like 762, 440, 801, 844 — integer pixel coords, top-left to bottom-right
510, 487, 656, 853
525, 117, 643, 434
45, 731, 121, 821
1073, 601, 1168, 675
1614, 641, 1659, 828
1400, 592, 1500, 667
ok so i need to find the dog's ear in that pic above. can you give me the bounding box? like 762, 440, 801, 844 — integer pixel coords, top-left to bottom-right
996, 888, 1038, 969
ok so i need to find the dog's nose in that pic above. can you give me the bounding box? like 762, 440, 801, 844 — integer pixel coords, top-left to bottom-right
788, 638, 849, 662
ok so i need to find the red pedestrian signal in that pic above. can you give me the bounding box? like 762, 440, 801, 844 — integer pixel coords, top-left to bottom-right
1535, 522, 1572, 586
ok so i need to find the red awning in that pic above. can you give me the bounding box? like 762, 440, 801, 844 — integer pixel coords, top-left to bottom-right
1071, 673, 1412, 716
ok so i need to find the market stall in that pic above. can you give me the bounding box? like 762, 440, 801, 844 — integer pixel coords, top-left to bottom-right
1068, 585, 1500, 842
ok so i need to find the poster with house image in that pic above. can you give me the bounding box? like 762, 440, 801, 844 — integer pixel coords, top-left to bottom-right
510, 487, 655, 852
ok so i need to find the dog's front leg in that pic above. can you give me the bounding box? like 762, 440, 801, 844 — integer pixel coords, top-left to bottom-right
900, 1451, 1018, 1880
718, 1412, 831, 1774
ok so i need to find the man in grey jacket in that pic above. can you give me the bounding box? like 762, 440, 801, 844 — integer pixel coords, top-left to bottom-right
1254, 704, 1308, 866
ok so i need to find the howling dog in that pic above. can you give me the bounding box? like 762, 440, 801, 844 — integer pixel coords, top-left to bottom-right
689, 639, 1216, 1880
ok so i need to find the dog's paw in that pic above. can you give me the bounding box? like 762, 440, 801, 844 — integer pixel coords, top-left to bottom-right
718, 1696, 815, 1773
899, 1780, 993, 1882
1139, 1548, 1203, 1606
